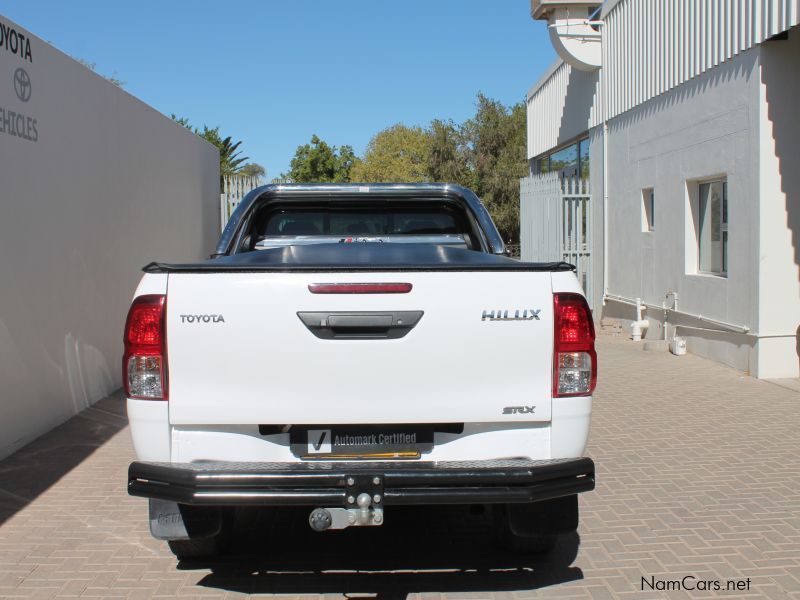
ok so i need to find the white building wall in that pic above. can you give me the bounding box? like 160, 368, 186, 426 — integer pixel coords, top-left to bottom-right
0, 16, 219, 459
602, 47, 762, 373
754, 27, 800, 377
602, 0, 800, 121
524, 1, 800, 377
526, 61, 600, 159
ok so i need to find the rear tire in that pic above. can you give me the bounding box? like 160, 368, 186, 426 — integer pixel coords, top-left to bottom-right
492, 498, 578, 556
493, 509, 557, 555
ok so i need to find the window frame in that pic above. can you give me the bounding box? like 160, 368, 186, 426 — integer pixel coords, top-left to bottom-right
696, 178, 728, 277
532, 136, 590, 178
236, 198, 485, 253
641, 187, 655, 232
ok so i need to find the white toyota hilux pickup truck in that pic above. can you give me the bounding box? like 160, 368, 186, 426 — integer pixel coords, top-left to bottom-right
125, 183, 596, 559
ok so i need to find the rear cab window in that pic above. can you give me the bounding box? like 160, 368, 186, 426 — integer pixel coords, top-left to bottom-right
236, 199, 484, 253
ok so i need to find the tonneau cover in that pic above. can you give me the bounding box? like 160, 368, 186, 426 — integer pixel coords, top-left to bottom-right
143, 243, 575, 273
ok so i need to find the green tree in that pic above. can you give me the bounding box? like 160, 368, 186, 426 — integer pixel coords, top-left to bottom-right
463, 94, 527, 244
349, 124, 430, 183
171, 115, 192, 129
197, 126, 250, 178
333, 145, 357, 182
289, 135, 356, 183
426, 119, 473, 188
278, 93, 526, 241
240, 163, 266, 179
171, 116, 250, 188
74, 56, 124, 87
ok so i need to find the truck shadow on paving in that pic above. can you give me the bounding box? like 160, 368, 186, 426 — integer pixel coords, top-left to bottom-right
0, 393, 127, 525
181, 505, 583, 597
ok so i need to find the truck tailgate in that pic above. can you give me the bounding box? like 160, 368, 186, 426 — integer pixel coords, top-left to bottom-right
166, 271, 553, 424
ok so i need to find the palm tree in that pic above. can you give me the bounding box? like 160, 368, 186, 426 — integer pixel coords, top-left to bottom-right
197, 127, 249, 187
217, 135, 249, 178
170, 116, 251, 189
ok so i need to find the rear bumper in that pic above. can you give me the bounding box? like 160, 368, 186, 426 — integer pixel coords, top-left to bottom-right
128, 457, 595, 506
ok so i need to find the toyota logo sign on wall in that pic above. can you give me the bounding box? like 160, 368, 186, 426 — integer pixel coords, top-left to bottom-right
14, 67, 31, 102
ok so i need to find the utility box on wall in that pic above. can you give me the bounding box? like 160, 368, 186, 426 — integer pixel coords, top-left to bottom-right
0, 14, 220, 459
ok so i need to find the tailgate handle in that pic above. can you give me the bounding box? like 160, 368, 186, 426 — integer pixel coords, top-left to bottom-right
297, 311, 423, 340
328, 314, 393, 329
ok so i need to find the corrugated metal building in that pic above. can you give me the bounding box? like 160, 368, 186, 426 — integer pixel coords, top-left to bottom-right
522, 0, 800, 378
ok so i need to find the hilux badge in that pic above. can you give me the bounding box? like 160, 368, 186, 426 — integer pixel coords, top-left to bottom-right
481, 309, 540, 321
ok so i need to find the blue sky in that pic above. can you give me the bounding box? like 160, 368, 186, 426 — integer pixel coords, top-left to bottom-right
3, 1, 556, 178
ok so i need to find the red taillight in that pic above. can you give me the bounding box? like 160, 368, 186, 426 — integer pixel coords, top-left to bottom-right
123, 294, 167, 400
553, 293, 596, 397
308, 283, 413, 294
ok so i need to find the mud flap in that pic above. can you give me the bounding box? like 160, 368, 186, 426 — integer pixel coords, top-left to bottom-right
505, 494, 579, 537
148, 499, 222, 541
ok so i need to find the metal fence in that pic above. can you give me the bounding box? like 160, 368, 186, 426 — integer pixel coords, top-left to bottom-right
520, 174, 592, 305
520, 173, 562, 262
220, 175, 262, 232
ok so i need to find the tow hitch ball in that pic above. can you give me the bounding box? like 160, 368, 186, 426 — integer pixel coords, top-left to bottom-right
309, 492, 384, 531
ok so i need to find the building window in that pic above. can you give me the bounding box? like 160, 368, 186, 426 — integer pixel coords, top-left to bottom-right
537, 156, 550, 174
698, 179, 728, 275
534, 137, 589, 178
642, 188, 654, 232
549, 144, 578, 175
578, 138, 590, 179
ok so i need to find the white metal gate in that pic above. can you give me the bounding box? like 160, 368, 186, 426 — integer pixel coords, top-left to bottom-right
520, 174, 592, 305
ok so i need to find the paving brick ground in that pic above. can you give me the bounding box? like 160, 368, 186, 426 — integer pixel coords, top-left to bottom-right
1, 336, 799, 599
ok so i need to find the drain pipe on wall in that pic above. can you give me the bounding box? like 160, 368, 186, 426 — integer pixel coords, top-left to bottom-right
665, 290, 678, 342
604, 293, 751, 335
631, 298, 649, 341
600, 20, 609, 306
